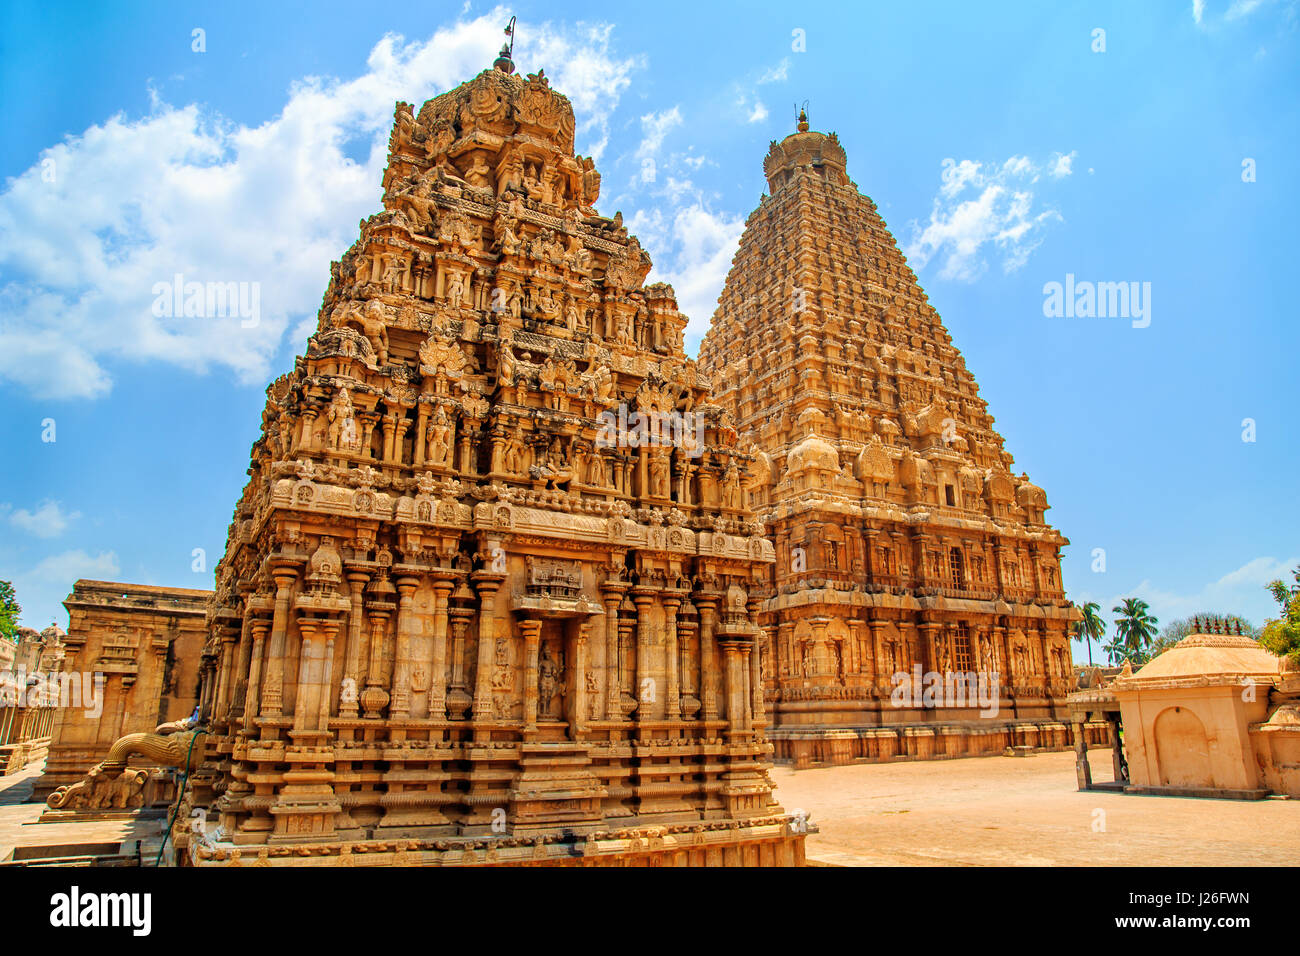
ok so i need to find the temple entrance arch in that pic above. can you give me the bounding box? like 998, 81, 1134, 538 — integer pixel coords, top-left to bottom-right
1153, 706, 1213, 788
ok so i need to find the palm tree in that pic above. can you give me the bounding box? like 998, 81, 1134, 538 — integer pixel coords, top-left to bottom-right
1072, 601, 1105, 666
1111, 598, 1159, 664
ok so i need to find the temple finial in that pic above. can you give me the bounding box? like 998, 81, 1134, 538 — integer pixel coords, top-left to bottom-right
494, 15, 517, 74
796, 100, 809, 133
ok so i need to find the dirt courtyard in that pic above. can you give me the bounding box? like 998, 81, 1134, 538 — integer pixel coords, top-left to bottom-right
772, 750, 1299, 866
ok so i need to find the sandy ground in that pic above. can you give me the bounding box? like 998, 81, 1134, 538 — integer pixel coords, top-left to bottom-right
773, 750, 1299, 866
4, 752, 1296, 866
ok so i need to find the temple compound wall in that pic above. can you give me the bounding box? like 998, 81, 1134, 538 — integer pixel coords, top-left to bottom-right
172, 57, 803, 866
31, 580, 210, 804
0, 626, 65, 775
697, 113, 1085, 767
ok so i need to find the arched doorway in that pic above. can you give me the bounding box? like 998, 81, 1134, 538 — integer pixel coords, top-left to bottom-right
1153, 706, 1214, 788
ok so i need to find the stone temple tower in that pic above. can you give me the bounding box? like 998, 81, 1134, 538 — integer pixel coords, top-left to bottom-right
175, 55, 803, 865
697, 111, 1080, 767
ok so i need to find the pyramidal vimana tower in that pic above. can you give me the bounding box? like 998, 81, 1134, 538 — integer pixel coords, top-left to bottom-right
177, 51, 805, 865
697, 112, 1081, 767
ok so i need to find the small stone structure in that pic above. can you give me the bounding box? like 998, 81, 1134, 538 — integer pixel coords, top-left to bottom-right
1112, 620, 1297, 798
1072, 619, 1300, 799
31, 580, 210, 804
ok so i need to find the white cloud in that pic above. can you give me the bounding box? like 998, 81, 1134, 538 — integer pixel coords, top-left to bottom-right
1194, 0, 1284, 29
25, 549, 121, 586
1049, 150, 1077, 178
747, 101, 769, 124
631, 201, 744, 349
905, 153, 1072, 281
0, 14, 643, 401
757, 59, 790, 84
637, 106, 683, 159
8, 500, 80, 538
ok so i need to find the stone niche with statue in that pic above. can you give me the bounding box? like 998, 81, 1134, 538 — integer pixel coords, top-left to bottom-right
103, 51, 808, 866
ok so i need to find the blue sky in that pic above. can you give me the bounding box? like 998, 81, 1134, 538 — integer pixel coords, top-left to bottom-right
1, 1, 1296, 662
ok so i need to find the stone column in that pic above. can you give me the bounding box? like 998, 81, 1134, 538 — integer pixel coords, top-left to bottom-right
341, 571, 370, 718
1072, 719, 1092, 790
243, 618, 270, 733
601, 584, 627, 722
413, 404, 430, 468
292, 618, 320, 733
750, 629, 765, 726
214, 624, 239, 724
382, 413, 398, 463
720, 640, 746, 731
471, 572, 504, 722
570, 620, 590, 738
391, 576, 419, 719
318, 618, 339, 731
230, 603, 256, 720
696, 593, 721, 721
632, 587, 656, 718
429, 576, 455, 719
662, 591, 681, 721
520, 618, 542, 731
261, 565, 298, 719
920, 620, 941, 675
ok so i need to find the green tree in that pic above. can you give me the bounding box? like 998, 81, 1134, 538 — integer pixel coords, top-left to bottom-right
0, 580, 20, 643
1259, 566, 1300, 665
1110, 597, 1159, 665
1072, 601, 1105, 666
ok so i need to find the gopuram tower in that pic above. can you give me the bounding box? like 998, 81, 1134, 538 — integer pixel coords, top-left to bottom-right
697, 111, 1081, 767
164, 49, 801, 865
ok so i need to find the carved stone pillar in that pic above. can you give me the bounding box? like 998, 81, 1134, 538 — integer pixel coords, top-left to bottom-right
261, 565, 298, 719
632, 587, 656, 718
382, 413, 398, 463
520, 618, 542, 731
341, 571, 370, 718
214, 623, 239, 724
429, 576, 456, 719
719, 640, 746, 732
471, 571, 504, 723
662, 590, 681, 721
920, 620, 941, 674
244, 621, 269, 733
601, 581, 628, 721
413, 404, 430, 468
229, 602, 257, 720
570, 620, 590, 738
391, 576, 419, 719
696, 593, 720, 721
